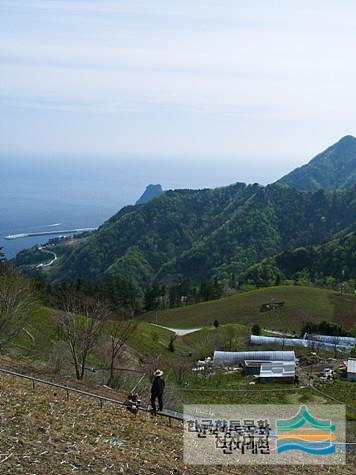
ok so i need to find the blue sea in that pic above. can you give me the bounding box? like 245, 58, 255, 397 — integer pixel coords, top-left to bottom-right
1, 156, 293, 258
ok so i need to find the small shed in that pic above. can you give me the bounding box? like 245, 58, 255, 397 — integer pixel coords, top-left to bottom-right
347, 358, 356, 381
260, 302, 285, 313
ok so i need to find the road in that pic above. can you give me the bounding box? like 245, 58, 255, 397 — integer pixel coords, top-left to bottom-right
150, 323, 202, 336
36, 246, 58, 268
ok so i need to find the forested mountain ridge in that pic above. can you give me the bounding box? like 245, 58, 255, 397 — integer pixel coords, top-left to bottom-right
47, 182, 250, 285
43, 183, 356, 289
278, 135, 356, 191
239, 230, 356, 288
15, 136, 356, 291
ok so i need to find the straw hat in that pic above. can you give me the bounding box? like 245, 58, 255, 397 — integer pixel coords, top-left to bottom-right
154, 369, 163, 377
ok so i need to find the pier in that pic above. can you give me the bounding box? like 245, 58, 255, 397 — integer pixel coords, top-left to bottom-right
4, 228, 96, 240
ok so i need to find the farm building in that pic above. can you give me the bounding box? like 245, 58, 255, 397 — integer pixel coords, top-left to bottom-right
213, 350, 296, 366
213, 350, 296, 383
347, 358, 356, 381
241, 360, 263, 375
258, 361, 295, 384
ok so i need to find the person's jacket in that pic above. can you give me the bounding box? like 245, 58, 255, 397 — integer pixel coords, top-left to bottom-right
151, 377, 165, 396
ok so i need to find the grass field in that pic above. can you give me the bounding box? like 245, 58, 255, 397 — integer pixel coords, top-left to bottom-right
181, 323, 250, 358
11, 306, 58, 361
9, 306, 185, 373
125, 321, 185, 357
10, 285, 355, 372
142, 286, 356, 332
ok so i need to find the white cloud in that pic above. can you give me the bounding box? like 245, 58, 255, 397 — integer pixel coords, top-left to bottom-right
1, 0, 356, 161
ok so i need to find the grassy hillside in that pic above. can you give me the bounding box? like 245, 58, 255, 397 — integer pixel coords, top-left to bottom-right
125, 321, 185, 358
143, 286, 356, 332
11, 306, 59, 361
181, 323, 250, 358
7, 285, 356, 380
8, 304, 186, 375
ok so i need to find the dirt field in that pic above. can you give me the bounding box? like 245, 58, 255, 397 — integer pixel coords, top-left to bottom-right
0, 366, 355, 475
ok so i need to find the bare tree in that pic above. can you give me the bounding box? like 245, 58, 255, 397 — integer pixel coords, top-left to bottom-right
57, 292, 112, 380
0, 273, 36, 350
106, 320, 138, 386
172, 359, 192, 385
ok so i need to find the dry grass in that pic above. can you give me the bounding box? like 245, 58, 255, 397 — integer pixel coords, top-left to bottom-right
0, 367, 355, 475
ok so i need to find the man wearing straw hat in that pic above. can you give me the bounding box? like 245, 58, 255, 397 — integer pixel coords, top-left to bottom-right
150, 369, 165, 414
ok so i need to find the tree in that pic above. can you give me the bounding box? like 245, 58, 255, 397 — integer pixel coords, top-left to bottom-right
199, 278, 223, 302
106, 320, 138, 386
251, 324, 261, 336
172, 360, 192, 385
99, 277, 141, 312
143, 284, 164, 311
168, 285, 179, 308
57, 292, 111, 380
168, 335, 175, 352
0, 273, 36, 350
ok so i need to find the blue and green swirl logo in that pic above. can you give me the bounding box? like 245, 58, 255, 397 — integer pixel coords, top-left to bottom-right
276, 406, 336, 455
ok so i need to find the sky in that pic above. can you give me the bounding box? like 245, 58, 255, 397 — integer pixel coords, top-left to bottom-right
1, 0, 356, 170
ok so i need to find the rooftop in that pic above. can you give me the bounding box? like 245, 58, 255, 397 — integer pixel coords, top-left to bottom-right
347, 358, 356, 374
259, 361, 296, 378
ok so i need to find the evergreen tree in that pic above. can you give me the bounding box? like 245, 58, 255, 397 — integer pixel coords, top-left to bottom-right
251, 324, 261, 335
168, 335, 175, 352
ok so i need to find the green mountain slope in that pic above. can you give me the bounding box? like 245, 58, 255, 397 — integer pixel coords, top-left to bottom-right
16, 136, 356, 290
240, 231, 356, 290
45, 183, 356, 287
279, 135, 356, 191
141, 285, 356, 332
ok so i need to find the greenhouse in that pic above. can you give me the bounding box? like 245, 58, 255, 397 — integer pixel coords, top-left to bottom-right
250, 335, 353, 352
213, 350, 296, 366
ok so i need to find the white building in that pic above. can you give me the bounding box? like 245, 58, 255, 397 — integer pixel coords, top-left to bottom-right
259, 360, 296, 384
213, 350, 296, 383
213, 350, 296, 366
347, 358, 356, 381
